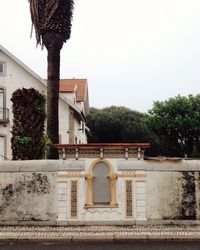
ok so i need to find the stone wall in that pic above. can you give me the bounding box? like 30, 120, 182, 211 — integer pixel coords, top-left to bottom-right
146, 170, 200, 222
0, 161, 57, 225
0, 159, 200, 225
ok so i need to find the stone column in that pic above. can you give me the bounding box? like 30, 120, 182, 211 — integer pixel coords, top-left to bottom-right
109, 173, 117, 206
86, 174, 93, 206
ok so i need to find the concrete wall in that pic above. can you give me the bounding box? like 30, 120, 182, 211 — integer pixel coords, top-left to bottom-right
0, 161, 57, 225
0, 159, 200, 225
146, 171, 200, 222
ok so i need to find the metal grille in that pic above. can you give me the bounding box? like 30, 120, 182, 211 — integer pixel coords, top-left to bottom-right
70, 180, 78, 218
126, 180, 133, 217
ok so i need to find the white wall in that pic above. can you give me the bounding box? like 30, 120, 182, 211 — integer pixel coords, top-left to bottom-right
0, 159, 200, 225
0, 50, 81, 158
0, 51, 46, 159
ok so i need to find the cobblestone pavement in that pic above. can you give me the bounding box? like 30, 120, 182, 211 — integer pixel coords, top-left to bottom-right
0, 225, 200, 241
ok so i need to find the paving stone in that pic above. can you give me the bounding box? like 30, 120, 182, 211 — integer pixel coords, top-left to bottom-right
0, 225, 200, 240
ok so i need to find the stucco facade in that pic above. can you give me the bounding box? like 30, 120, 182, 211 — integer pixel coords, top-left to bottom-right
0, 45, 88, 160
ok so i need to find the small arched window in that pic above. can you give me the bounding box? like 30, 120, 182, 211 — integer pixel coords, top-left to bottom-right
93, 162, 110, 204
86, 160, 117, 207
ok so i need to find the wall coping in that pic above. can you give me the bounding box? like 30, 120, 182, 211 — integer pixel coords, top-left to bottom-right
118, 159, 200, 171
0, 160, 85, 172
54, 143, 150, 149
1, 159, 200, 172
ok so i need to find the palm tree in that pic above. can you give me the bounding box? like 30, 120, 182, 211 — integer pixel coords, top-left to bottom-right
29, 0, 74, 159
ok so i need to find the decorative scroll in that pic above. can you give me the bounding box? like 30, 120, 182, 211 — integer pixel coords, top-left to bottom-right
126, 180, 133, 217
70, 180, 78, 218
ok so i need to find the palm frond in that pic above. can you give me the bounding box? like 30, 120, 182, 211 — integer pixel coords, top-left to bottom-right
29, 0, 74, 46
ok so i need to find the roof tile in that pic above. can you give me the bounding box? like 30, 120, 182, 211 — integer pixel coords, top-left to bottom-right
59, 79, 87, 102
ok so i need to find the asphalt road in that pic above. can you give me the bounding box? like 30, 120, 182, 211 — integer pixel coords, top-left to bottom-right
0, 241, 200, 250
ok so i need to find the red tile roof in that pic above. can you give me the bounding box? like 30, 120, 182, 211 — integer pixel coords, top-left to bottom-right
59, 79, 87, 102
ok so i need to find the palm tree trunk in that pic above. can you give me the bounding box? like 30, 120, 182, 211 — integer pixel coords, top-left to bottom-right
44, 34, 64, 159
29, 0, 75, 159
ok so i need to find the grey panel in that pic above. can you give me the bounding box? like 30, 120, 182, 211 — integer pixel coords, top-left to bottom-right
58, 160, 85, 171
118, 160, 200, 171
0, 160, 85, 172
93, 162, 111, 204
0, 160, 57, 172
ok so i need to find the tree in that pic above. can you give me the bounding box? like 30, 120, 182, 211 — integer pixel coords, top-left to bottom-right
87, 106, 150, 143
29, 0, 74, 159
11, 88, 46, 160
146, 95, 200, 157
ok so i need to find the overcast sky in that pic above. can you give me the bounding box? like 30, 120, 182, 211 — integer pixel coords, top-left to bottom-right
1, 0, 200, 112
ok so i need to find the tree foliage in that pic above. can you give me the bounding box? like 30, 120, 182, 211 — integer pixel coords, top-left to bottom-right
87, 106, 150, 143
87, 98, 200, 158
146, 95, 200, 157
11, 88, 46, 160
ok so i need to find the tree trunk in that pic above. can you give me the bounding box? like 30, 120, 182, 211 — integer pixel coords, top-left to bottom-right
43, 33, 64, 159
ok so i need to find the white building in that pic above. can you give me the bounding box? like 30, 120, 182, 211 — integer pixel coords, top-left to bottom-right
0, 45, 89, 160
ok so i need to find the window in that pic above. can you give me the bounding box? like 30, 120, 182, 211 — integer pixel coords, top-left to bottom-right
0, 88, 4, 119
0, 62, 6, 76
86, 160, 117, 207
0, 88, 8, 124
82, 123, 85, 134
0, 136, 5, 160
0, 63, 3, 73
80, 121, 85, 134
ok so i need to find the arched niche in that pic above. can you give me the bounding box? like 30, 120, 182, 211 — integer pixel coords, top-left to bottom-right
86, 159, 117, 207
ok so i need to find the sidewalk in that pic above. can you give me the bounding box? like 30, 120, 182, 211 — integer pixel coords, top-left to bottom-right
0, 225, 200, 241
